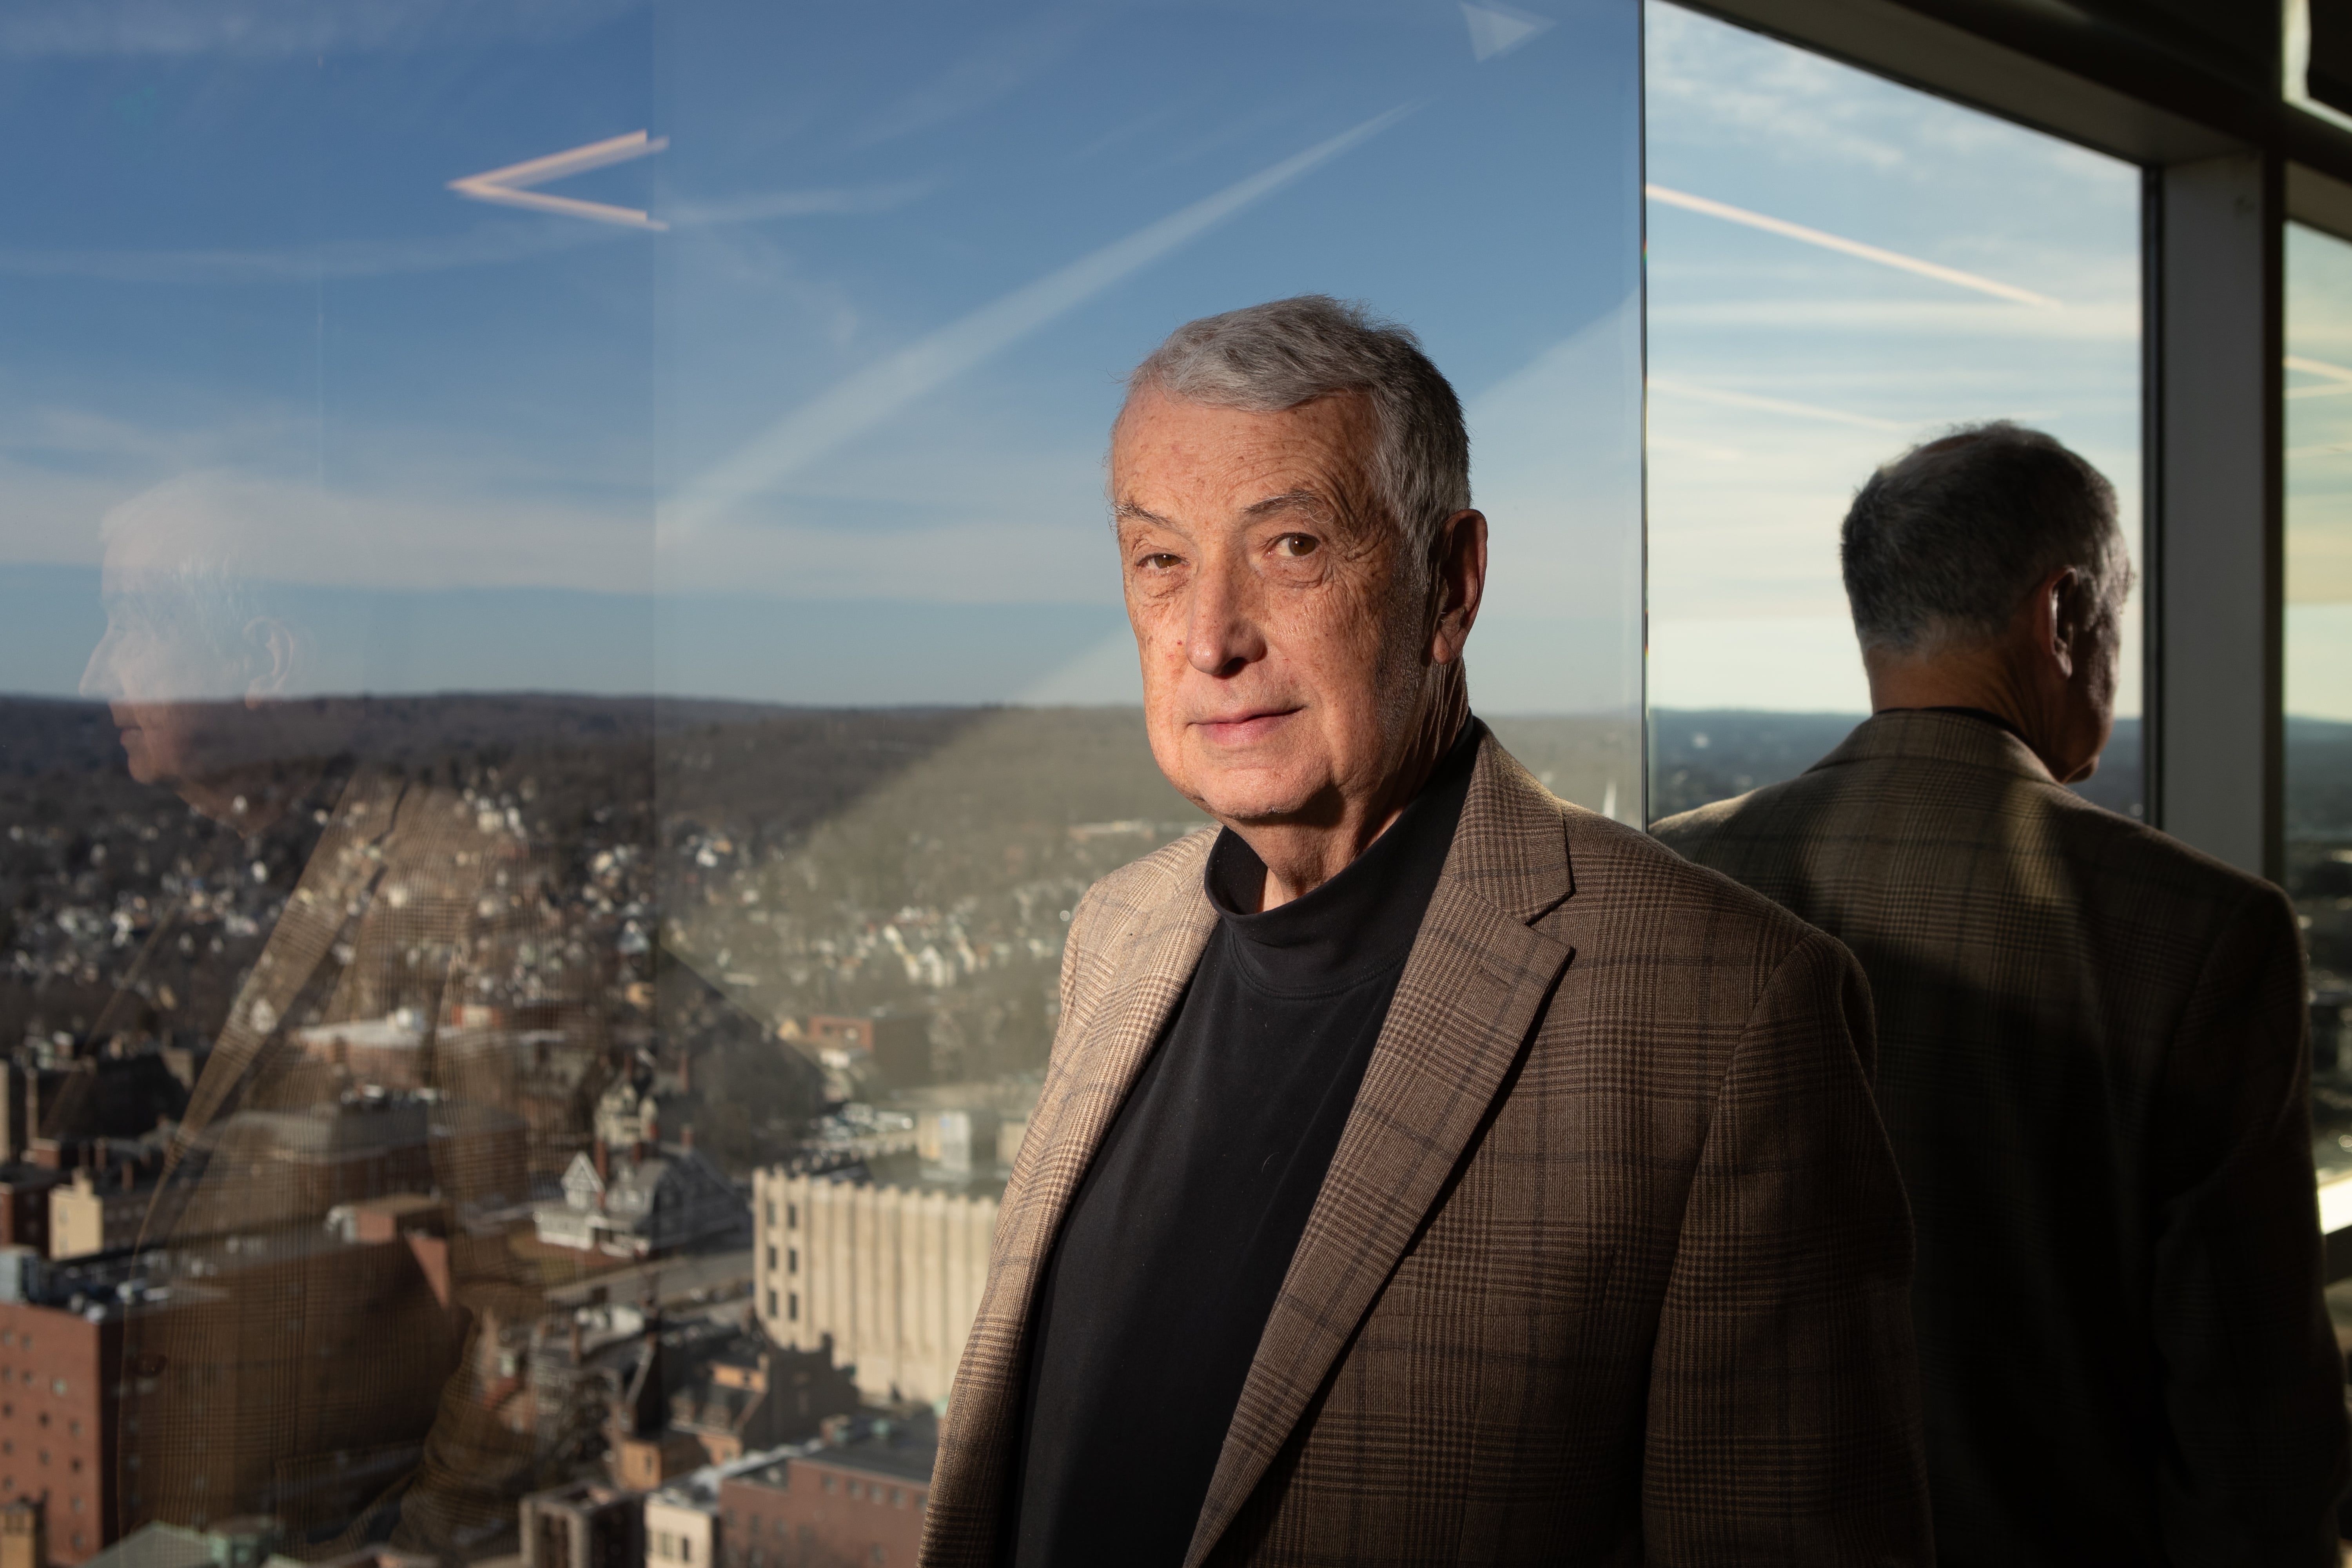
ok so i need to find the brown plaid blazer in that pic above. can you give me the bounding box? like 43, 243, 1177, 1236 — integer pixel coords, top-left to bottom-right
922, 732, 1931, 1566
1655, 710, 2351, 1564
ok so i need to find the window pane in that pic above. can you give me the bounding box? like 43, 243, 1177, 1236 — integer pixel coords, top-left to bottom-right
1643, 1, 2142, 819
0, 1, 1639, 1561
2285, 220, 2352, 1219
658, 0, 1642, 1166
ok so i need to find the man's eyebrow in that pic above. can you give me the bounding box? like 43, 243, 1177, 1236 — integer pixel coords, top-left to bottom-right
1241, 488, 1328, 519
1112, 501, 1174, 526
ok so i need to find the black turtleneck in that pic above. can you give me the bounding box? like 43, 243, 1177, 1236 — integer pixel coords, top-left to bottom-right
1004, 719, 1484, 1568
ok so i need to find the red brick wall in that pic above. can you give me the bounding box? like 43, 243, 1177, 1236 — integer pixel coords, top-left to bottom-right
0, 1302, 117, 1566
0, 1186, 51, 1253
719, 1458, 924, 1568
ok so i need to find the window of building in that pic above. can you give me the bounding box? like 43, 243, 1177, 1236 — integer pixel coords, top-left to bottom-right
786, 1204, 797, 1230
765, 1246, 777, 1272
765, 1290, 778, 1319
1643, 0, 2141, 820
786, 1249, 797, 1275
788, 1294, 799, 1323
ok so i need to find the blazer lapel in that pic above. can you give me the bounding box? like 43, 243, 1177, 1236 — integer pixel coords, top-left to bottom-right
1182, 739, 1577, 1568
929, 857, 1217, 1557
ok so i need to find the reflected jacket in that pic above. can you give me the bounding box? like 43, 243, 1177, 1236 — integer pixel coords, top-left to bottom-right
117, 770, 604, 1559
1655, 709, 2352, 1566
922, 730, 1934, 1566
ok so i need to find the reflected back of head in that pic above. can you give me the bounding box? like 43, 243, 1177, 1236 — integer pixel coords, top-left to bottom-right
1841, 422, 2127, 656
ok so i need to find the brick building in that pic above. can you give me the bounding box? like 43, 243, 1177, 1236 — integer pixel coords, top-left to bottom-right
717, 1417, 933, 1568
518, 1483, 639, 1568
0, 1295, 123, 1564
0, 1172, 59, 1255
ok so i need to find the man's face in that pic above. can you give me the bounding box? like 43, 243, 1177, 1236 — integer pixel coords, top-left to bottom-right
79, 525, 252, 787
1112, 386, 1430, 827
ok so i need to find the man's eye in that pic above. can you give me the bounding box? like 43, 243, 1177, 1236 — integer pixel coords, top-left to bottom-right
1273, 534, 1319, 558
1138, 552, 1183, 572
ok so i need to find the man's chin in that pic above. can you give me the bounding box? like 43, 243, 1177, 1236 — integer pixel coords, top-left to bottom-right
1183, 766, 1329, 829
117, 733, 177, 788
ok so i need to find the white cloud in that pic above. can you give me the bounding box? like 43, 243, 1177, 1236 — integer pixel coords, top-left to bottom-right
666, 182, 933, 227
848, 11, 1094, 149
0, 0, 639, 58
0, 219, 627, 285
1464, 299, 1643, 622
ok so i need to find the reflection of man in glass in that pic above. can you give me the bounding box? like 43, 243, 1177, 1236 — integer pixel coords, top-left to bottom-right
79, 474, 605, 1559
926, 299, 1931, 1564
81, 472, 364, 827
1656, 426, 2351, 1561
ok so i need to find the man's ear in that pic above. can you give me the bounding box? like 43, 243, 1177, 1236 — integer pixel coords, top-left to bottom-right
241, 615, 296, 706
1427, 509, 1488, 664
2034, 566, 2086, 681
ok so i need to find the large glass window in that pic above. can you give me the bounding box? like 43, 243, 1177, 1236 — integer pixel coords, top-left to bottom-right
2285, 220, 2352, 1231
1643, 1, 2143, 819
0, 3, 1639, 1560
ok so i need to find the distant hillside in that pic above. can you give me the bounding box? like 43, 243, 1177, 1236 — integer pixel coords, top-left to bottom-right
1648, 710, 2147, 822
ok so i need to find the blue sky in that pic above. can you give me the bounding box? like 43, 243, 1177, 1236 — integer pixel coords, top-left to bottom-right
0, 0, 1644, 718
1643, 0, 2143, 715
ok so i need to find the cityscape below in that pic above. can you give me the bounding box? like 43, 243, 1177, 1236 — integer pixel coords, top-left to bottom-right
0, 693, 2335, 1568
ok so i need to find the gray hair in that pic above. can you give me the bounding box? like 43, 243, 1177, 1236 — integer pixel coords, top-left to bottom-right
1841, 421, 2127, 656
1124, 296, 1470, 558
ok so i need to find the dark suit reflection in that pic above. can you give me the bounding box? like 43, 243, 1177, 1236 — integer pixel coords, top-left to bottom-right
1656, 710, 2351, 1565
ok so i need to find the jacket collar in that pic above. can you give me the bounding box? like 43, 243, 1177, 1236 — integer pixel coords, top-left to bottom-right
1180, 730, 1577, 1565
1813, 708, 2058, 784
934, 733, 1580, 1566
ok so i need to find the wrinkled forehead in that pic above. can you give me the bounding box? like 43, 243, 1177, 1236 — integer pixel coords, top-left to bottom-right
1109, 387, 1383, 519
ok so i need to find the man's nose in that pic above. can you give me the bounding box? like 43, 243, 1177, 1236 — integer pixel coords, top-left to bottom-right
1183, 560, 1265, 678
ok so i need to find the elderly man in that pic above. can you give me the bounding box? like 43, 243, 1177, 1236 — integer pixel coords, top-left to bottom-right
1655, 424, 2352, 1563
921, 297, 1931, 1566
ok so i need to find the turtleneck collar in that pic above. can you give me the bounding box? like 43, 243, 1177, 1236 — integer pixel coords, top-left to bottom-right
1201, 717, 1483, 997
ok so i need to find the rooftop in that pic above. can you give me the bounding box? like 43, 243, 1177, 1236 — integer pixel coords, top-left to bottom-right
731, 1416, 936, 1490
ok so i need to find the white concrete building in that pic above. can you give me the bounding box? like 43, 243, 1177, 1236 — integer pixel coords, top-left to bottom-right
752, 1172, 997, 1406
642, 1490, 714, 1568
